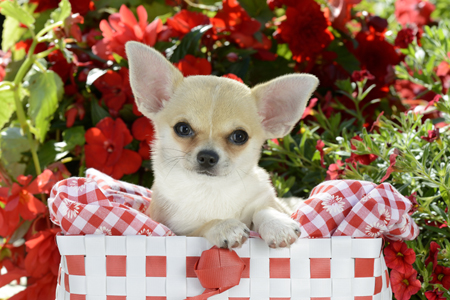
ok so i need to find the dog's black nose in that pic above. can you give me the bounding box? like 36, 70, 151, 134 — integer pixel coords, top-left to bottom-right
197, 150, 219, 168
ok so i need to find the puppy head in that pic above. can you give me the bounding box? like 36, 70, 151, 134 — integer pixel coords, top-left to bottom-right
126, 41, 318, 178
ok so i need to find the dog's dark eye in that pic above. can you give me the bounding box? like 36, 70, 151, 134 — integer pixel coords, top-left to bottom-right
174, 122, 194, 137
229, 130, 248, 145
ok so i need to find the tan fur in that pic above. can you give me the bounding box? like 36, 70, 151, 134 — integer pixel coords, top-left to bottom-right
126, 41, 319, 249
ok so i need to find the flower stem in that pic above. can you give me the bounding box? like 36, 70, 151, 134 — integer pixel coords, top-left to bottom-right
12, 38, 42, 176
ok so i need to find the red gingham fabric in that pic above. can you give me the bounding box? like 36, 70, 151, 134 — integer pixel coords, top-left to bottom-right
48, 168, 174, 236
292, 180, 419, 240
49, 169, 418, 240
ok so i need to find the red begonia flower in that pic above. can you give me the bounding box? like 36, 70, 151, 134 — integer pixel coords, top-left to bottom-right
380, 148, 400, 183
346, 136, 378, 166
165, 10, 210, 39
174, 55, 212, 76
11, 273, 57, 300
85, 117, 142, 179
395, 28, 416, 49
316, 140, 325, 168
425, 241, 441, 271
431, 265, 450, 289
65, 95, 85, 128
222, 74, 243, 83
395, 0, 435, 27
276, 0, 333, 63
25, 228, 61, 278
425, 288, 446, 300
48, 49, 74, 83
132, 117, 155, 160
390, 269, 421, 300
384, 241, 416, 274
93, 68, 133, 116
421, 129, 440, 143
352, 70, 375, 82
212, 0, 270, 50
325, 160, 344, 180
0, 170, 55, 222
324, 0, 361, 32
93, 5, 163, 60
354, 31, 400, 83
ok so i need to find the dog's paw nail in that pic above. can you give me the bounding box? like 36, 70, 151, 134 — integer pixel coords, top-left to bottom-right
244, 229, 250, 234
279, 241, 287, 247
232, 241, 240, 248
241, 236, 248, 244
222, 240, 228, 248
294, 228, 301, 236
289, 236, 297, 244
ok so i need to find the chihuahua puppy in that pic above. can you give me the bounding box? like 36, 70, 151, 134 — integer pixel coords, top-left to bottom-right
126, 41, 318, 249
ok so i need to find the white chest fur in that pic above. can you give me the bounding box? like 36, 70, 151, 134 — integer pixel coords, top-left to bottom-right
152, 166, 275, 235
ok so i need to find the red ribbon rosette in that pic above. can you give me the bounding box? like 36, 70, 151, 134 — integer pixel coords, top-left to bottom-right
186, 246, 246, 300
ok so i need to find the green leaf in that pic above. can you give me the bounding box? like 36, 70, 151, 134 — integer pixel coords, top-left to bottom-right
62, 126, 86, 151
0, 83, 17, 130
1, 16, 27, 51
91, 99, 111, 125
49, 0, 71, 25
0, 1, 35, 28
38, 140, 69, 168
27, 69, 64, 142
327, 39, 360, 74
168, 25, 213, 63
238, 0, 273, 25
142, 2, 174, 24
0, 127, 31, 178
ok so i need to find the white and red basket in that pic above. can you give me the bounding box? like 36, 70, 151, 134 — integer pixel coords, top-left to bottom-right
55, 235, 392, 300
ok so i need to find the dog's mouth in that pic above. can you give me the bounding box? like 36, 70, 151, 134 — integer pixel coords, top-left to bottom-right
196, 170, 217, 177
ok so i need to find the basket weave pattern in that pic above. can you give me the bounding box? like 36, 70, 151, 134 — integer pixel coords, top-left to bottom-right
56, 235, 392, 300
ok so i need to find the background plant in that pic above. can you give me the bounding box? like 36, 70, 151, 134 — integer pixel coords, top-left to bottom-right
0, 0, 449, 299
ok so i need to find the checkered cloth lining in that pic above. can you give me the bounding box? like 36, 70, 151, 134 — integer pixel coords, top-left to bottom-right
292, 180, 419, 240
56, 235, 392, 300
48, 169, 418, 240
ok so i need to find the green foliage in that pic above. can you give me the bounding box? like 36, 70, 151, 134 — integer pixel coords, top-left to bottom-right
26, 67, 64, 143
0, 1, 35, 28
0, 83, 17, 130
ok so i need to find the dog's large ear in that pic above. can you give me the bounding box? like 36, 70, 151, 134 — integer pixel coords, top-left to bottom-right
126, 41, 184, 118
252, 74, 319, 139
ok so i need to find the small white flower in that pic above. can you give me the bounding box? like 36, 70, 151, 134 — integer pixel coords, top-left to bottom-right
138, 229, 152, 236
401, 215, 410, 233
65, 200, 81, 219
365, 222, 385, 238
95, 226, 112, 235
322, 194, 345, 214
379, 208, 391, 225
360, 195, 370, 203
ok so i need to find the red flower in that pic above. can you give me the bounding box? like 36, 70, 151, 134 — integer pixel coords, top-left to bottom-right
354, 31, 400, 83
212, 0, 271, 50
11, 273, 57, 300
222, 73, 243, 83
93, 68, 133, 117
395, 0, 435, 27
390, 269, 421, 300
326, 160, 344, 180
0, 170, 55, 227
370, 111, 384, 132
164, 10, 210, 39
425, 241, 441, 271
174, 55, 212, 76
431, 265, 450, 289
384, 241, 416, 273
424, 94, 442, 111
395, 28, 416, 48
47, 49, 74, 83
407, 192, 419, 214
421, 129, 440, 143
93, 5, 163, 60
316, 140, 325, 168
132, 117, 155, 161
65, 95, 85, 128
24, 228, 60, 279
276, 0, 333, 63
15, 39, 47, 54
301, 98, 318, 119
425, 288, 446, 300
29, 0, 92, 15
85, 117, 142, 179
380, 148, 400, 183
346, 136, 378, 166
352, 70, 375, 82
324, 0, 362, 32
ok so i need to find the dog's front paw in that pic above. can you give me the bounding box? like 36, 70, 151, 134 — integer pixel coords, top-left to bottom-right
205, 219, 250, 249
259, 216, 301, 248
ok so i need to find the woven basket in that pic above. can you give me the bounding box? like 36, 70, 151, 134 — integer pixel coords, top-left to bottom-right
55, 235, 392, 300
